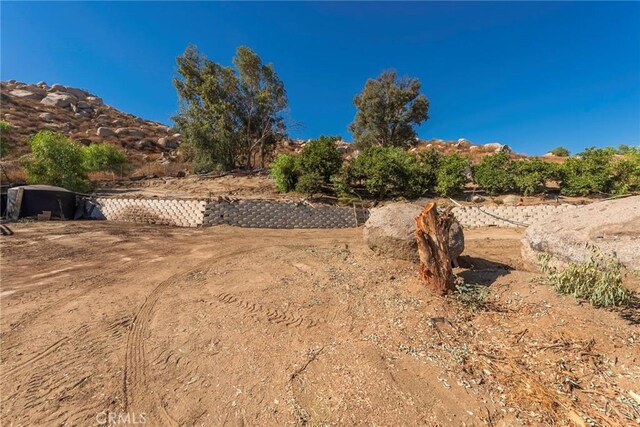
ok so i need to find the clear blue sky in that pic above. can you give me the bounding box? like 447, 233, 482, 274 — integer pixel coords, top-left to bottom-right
2, 2, 639, 155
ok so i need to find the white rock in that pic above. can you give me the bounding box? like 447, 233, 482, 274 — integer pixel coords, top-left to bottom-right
96, 127, 115, 137
41, 92, 77, 107
522, 196, 640, 272
36, 81, 48, 87
9, 89, 44, 100
86, 96, 103, 105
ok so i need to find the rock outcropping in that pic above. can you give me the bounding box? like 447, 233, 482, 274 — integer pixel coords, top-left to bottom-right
1, 80, 182, 163
522, 196, 640, 272
363, 202, 464, 262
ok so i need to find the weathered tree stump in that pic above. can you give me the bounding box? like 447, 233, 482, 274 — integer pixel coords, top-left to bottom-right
415, 202, 456, 295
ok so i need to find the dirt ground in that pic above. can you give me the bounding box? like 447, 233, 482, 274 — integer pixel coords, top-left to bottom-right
1, 222, 638, 426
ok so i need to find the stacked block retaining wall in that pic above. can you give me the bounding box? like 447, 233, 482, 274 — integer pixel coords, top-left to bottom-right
88, 197, 579, 229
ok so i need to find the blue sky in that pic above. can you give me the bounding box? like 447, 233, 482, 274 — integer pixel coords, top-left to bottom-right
2, 2, 639, 155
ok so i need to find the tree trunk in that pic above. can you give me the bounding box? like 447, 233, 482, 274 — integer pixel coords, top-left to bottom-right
415, 202, 456, 296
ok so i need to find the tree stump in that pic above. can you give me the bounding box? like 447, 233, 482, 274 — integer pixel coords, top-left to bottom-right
415, 202, 456, 295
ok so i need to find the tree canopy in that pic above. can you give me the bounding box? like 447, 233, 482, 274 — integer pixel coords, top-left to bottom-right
173, 45, 288, 172
349, 70, 429, 150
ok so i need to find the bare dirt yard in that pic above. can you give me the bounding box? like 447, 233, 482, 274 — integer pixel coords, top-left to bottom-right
1, 222, 638, 426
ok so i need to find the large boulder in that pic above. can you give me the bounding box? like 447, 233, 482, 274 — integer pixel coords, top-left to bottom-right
96, 127, 115, 137
363, 203, 464, 262
41, 92, 77, 107
10, 89, 44, 100
522, 196, 640, 272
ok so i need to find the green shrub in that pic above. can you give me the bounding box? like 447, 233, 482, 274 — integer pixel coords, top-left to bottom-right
610, 150, 640, 194
559, 147, 615, 196
83, 143, 127, 173
435, 154, 470, 197
346, 146, 430, 198
22, 131, 92, 192
511, 158, 553, 196
297, 136, 343, 183
540, 249, 634, 308
454, 283, 490, 311
295, 172, 323, 195
473, 151, 514, 194
270, 153, 299, 192
0, 121, 11, 158
549, 146, 570, 157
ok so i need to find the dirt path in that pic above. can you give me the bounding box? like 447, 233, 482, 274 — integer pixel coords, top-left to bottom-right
1, 223, 638, 426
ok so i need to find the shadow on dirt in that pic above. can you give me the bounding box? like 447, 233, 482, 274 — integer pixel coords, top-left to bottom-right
456, 255, 512, 286
619, 296, 640, 325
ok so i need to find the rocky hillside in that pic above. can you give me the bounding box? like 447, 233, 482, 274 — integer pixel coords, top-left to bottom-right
1, 80, 181, 164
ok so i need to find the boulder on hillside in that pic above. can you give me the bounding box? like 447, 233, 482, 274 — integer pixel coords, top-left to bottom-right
157, 137, 178, 150
38, 112, 55, 122
363, 202, 464, 263
522, 196, 640, 272
10, 89, 44, 100
41, 92, 77, 107
63, 87, 89, 100
86, 96, 103, 105
96, 127, 115, 137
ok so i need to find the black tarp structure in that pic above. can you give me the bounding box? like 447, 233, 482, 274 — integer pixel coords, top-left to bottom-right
6, 185, 77, 220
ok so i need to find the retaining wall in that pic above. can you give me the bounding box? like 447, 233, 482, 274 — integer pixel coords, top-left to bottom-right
86, 196, 579, 229
204, 199, 370, 228
88, 197, 207, 227
451, 204, 579, 228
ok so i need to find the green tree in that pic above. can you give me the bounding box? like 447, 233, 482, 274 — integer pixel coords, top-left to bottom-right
610, 150, 640, 194
0, 121, 11, 158
22, 131, 92, 192
560, 147, 615, 196
549, 146, 570, 157
511, 158, 553, 195
173, 44, 287, 172
297, 136, 344, 183
349, 70, 429, 150
435, 154, 470, 197
270, 153, 299, 192
473, 151, 515, 194
343, 146, 432, 198
83, 143, 127, 173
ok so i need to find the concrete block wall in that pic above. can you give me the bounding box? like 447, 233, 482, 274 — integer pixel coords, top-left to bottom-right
89, 197, 207, 227
203, 199, 370, 229
86, 195, 578, 230
451, 204, 579, 228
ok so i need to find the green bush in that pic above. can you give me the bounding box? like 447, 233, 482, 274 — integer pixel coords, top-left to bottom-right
22, 131, 92, 192
559, 147, 615, 196
549, 146, 570, 157
295, 172, 323, 195
610, 150, 640, 194
435, 154, 470, 197
270, 153, 299, 192
297, 136, 343, 183
540, 249, 634, 308
83, 143, 127, 173
0, 121, 11, 158
473, 151, 514, 194
345, 146, 430, 198
511, 158, 553, 196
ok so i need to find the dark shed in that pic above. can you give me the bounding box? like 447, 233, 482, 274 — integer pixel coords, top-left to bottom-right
6, 185, 77, 220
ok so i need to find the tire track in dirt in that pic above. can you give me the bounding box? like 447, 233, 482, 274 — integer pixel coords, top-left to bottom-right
214, 292, 319, 328
1, 315, 132, 426
121, 246, 276, 421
